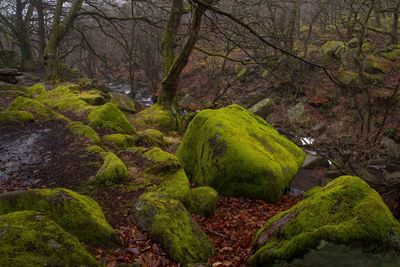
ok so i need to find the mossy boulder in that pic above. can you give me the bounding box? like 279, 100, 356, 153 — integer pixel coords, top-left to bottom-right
110, 92, 136, 113
96, 152, 128, 185
35, 85, 93, 114
78, 89, 107, 106
0, 189, 115, 245
321, 41, 346, 59
68, 121, 101, 144
7, 96, 58, 120
0, 211, 100, 266
102, 133, 138, 149
380, 45, 400, 61
26, 83, 46, 97
249, 98, 275, 119
88, 103, 135, 134
130, 192, 214, 265
363, 55, 390, 74
142, 147, 190, 202
177, 104, 305, 202
248, 176, 400, 266
138, 128, 165, 147
186, 187, 218, 217
132, 104, 178, 132
0, 110, 34, 125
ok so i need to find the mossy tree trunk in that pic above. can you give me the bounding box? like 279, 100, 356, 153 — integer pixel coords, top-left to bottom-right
44, 0, 84, 80
158, 1, 211, 107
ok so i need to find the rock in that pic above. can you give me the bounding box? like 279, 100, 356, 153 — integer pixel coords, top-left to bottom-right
186, 187, 218, 217
287, 102, 308, 124
102, 134, 138, 149
326, 170, 343, 179
177, 104, 305, 202
26, 83, 46, 97
130, 192, 214, 265
110, 92, 136, 113
347, 37, 359, 48
138, 129, 165, 147
384, 172, 400, 182
68, 121, 101, 144
312, 122, 327, 135
0, 110, 34, 125
380, 45, 400, 61
88, 103, 135, 134
249, 176, 400, 266
78, 89, 107, 106
249, 98, 275, 118
381, 137, 400, 159
131, 104, 178, 132
363, 55, 389, 74
321, 41, 346, 59
96, 152, 128, 185
0, 189, 115, 245
8, 96, 58, 120
179, 94, 201, 111
142, 147, 190, 202
302, 155, 330, 169
0, 211, 100, 266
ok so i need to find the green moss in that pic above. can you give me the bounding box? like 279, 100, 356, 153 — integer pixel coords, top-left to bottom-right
26, 83, 46, 97
0, 110, 34, 124
68, 121, 101, 144
7, 96, 59, 120
339, 68, 359, 85
177, 104, 305, 202
88, 103, 135, 134
186, 187, 218, 217
364, 55, 390, 74
141, 147, 190, 202
78, 89, 107, 106
102, 134, 138, 149
0, 211, 100, 267
35, 85, 93, 114
138, 129, 165, 147
381, 49, 400, 61
131, 192, 214, 265
248, 176, 400, 266
321, 41, 346, 59
131, 104, 178, 132
0, 189, 115, 245
96, 152, 128, 185
110, 92, 136, 113
86, 145, 105, 154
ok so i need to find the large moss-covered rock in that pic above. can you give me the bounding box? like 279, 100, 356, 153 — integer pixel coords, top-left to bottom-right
186, 186, 218, 217
363, 55, 390, 74
138, 128, 165, 147
141, 147, 190, 202
7, 96, 57, 119
131, 104, 178, 132
78, 89, 107, 106
321, 41, 346, 59
0, 189, 115, 245
88, 103, 135, 134
96, 152, 128, 185
177, 104, 305, 202
0, 211, 100, 267
0, 110, 34, 125
110, 91, 136, 113
249, 176, 400, 266
130, 192, 214, 265
102, 133, 137, 149
68, 121, 101, 144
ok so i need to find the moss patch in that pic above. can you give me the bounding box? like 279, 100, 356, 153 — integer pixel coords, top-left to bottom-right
138, 128, 165, 147
110, 92, 136, 113
26, 83, 46, 97
249, 176, 400, 266
88, 103, 135, 134
130, 192, 214, 265
102, 134, 138, 149
0, 189, 115, 245
363, 55, 390, 74
177, 104, 305, 202
321, 41, 346, 59
186, 186, 218, 217
0, 110, 34, 124
96, 152, 129, 185
68, 121, 101, 144
78, 89, 107, 106
0, 211, 100, 266
7, 96, 59, 120
131, 104, 178, 132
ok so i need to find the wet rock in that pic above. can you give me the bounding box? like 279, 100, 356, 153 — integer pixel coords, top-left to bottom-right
249, 98, 275, 119
249, 176, 400, 266
177, 104, 305, 202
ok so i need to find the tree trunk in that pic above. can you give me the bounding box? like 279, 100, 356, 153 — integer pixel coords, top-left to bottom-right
35, 0, 47, 63
391, 1, 400, 45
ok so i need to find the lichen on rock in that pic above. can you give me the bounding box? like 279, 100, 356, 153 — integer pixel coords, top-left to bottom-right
0, 211, 100, 266
130, 192, 214, 265
177, 104, 305, 202
0, 189, 115, 245
88, 103, 135, 134
248, 176, 400, 266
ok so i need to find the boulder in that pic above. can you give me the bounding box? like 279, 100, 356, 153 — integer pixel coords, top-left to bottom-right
102, 134, 138, 149
110, 92, 136, 113
68, 121, 101, 144
0, 211, 100, 266
249, 98, 275, 118
0, 110, 34, 125
0, 189, 115, 245
130, 192, 214, 265
363, 55, 390, 75
78, 89, 107, 106
249, 176, 400, 266
302, 154, 330, 169
321, 41, 346, 59
88, 103, 135, 134
96, 152, 129, 185
186, 187, 218, 217
177, 104, 305, 202
131, 104, 178, 132
381, 137, 400, 159
287, 102, 307, 124
8, 96, 59, 120
138, 129, 165, 147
